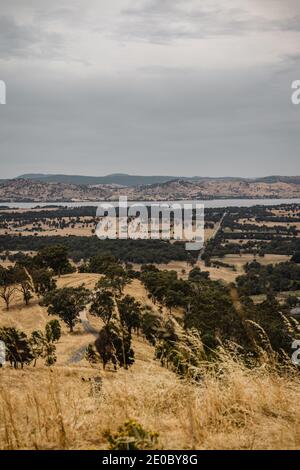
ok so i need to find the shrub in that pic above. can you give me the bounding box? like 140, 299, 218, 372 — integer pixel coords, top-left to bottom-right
104, 420, 159, 450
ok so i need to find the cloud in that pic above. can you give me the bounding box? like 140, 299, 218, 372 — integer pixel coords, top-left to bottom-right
0, 15, 63, 60
116, 0, 300, 44
0, 0, 299, 178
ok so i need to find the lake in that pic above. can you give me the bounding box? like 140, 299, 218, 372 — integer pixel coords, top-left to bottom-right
0, 198, 300, 210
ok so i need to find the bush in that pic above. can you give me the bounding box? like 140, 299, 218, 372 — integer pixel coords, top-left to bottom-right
104, 420, 159, 450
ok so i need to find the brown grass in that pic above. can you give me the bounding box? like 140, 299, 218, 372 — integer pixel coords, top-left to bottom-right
1, 273, 300, 450
1, 351, 300, 450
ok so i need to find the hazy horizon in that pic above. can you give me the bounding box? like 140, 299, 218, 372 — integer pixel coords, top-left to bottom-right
11, 171, 300, 179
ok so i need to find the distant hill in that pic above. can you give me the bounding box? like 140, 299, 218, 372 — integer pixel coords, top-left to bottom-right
252, 176, 300, 185
1, 176, 300, 202
17, 173, 182, 187
17, 173, 300, 187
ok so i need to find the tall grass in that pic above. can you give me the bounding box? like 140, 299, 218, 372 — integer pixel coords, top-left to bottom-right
1, 343, 300, 450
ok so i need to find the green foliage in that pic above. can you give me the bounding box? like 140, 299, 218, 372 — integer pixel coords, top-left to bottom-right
188, 267, 210, 282
95, 266, 131, 297
45, 319, 61, 343
31, 268, 56, 296
241, 294, 300, 355
42, 285, 90, 332
81, 253, 117, 274
36, 244, 74, 276
90, 290, 115, 325
141, 269, 191, 310
237, 261, 300, 296
0, 236, 191, 264
154, 317, 179, 366
104, 420, 159, 450
140, 307, 163, 346
0, 266, 17, 310
30, 320, 61, 366
95, 322, 134, 370
14, 266, 33, 305
156, 320, 206, 380
0, 327, 33, 368
117, 295, 142, 334
184, 281, 248, 350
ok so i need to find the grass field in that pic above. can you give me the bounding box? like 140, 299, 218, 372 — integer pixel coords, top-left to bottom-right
1, 272, 300, 450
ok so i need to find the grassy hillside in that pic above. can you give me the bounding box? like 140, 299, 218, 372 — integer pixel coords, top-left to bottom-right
1, 273, 300, 450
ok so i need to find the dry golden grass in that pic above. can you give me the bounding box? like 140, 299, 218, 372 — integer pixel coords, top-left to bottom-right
0, 215, 97, 237
1, 272, 300, 450
136, 251, 292, 297
1, 350, 300, 450
195, 260, 238, 283
221, 253, 290, 267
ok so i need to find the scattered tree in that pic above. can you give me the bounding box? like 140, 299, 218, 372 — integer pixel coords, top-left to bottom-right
95, 322, 134, 370
90, 290, 115, 325
42, 286, 90, 332
32, 268, 56, 296
0, 266, 17, 310
117, 295, 142, 334
0, 327, 33, 368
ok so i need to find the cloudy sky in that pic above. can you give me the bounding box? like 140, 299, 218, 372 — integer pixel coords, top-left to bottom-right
0, 0, 299, 178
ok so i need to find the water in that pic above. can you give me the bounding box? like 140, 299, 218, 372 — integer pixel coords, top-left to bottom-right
0, 198, 300, 210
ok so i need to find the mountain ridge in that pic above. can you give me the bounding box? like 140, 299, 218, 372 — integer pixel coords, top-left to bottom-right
16, 173, 300, 187
1, 176, 300, 202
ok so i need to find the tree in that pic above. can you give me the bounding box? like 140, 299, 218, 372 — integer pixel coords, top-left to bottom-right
0, 266, 17, 310
154, 317, 179, 368
164, 290, 182, 314
140, 307, 163, 346
30, 330, 45, 366
0, 327, 33, 368
42, 286, 90, 332
85, 343, 99, 365
95, 322, 134, 370
87, 253, 117, 274
247, 295, 298, 355
45, 319, 61, 343
14, 266, 33, 305
117, 295, 142, 334
43, 341, 57, 366
188, 267, 210, 282
32, 268, 56, 296
37, 245, 73, 276
184, 281, 248, 350
90, 290, 115, 325
30, 321, 60, 367
96, 264, 131, 297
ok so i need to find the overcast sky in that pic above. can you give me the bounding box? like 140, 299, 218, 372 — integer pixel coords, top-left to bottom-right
0, 0, 299, 178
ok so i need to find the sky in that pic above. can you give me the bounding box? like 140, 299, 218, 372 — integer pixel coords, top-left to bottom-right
0, 0, 299, 178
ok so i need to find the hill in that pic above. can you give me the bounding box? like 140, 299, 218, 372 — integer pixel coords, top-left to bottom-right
17, 173, 181, 187
17, 173, 300, 187
1, 177, 300, 202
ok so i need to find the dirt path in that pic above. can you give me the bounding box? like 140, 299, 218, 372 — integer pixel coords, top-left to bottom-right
68, 308, 98, 364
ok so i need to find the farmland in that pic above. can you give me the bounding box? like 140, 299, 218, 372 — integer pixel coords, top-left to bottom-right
1, 202, 300, 450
